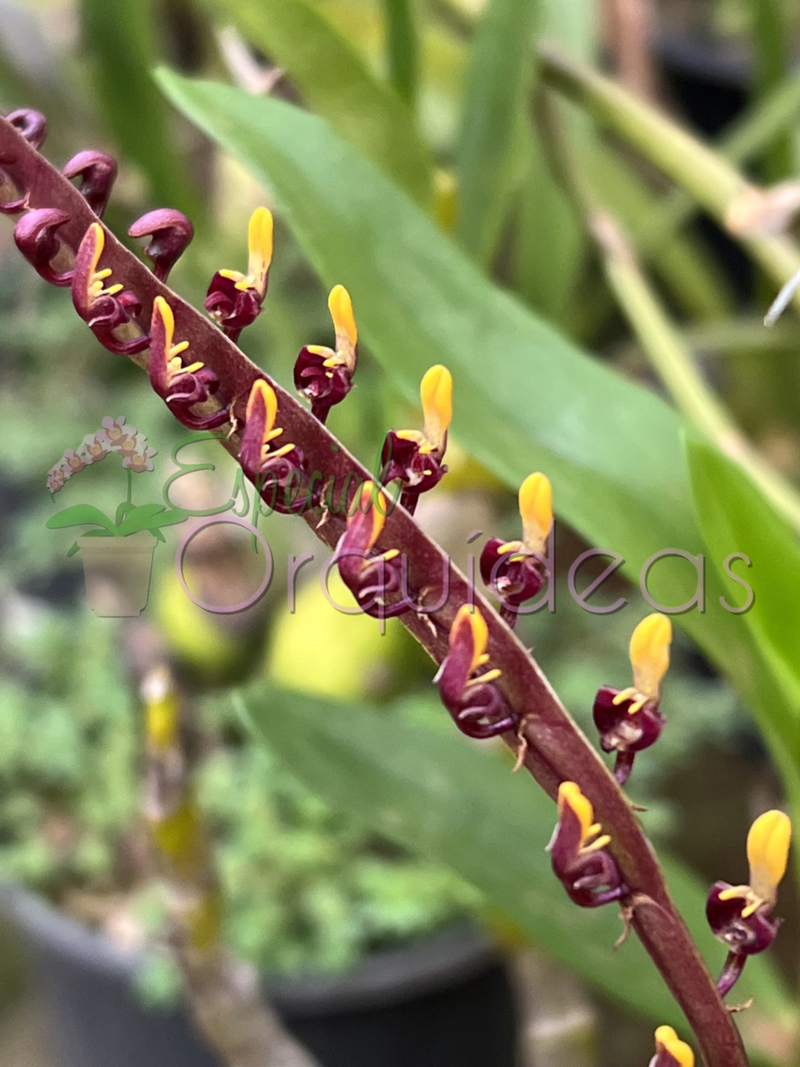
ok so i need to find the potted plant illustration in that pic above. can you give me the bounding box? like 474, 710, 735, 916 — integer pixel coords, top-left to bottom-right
46, 416, 187, 617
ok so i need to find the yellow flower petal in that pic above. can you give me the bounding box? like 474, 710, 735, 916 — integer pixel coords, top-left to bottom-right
328, 284, 358, 350
629, 613, 672, 701
153, 295, 175, 346
518, 472, 552, 551
247, 207, 273, 293
747, 809, 791, 905
348, 480, 388, 549
450, 603, 488, 675
246, 378, 279, 439
654, 1025, 694, 1067
557, 782, 595, 846
420, 364, 452, 453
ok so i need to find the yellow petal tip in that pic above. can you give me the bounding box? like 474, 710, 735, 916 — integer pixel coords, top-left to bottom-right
247, 207, 274, 281
747, 809, 791, 903
420, 365, 452, 452
557, 782, 595, 845
629, 613, 672, 700
654, 1025, 694, 1067
518, 473, 552, 550
451, 603, 488, 674
247, 378, 278, 435
328, 284, 358, 349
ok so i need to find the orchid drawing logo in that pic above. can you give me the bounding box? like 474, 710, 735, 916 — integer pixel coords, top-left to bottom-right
46, 416, 186, 616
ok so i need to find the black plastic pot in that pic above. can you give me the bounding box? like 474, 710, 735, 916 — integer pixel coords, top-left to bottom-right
3, 888, 518, 1067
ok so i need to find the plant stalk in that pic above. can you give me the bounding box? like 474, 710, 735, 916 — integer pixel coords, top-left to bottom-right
0, 114, 750, 1067
591, 211, 800, 535
539, 45, 800, 315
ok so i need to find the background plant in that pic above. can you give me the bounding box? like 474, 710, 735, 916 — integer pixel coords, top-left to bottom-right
2, 1, 800, 1065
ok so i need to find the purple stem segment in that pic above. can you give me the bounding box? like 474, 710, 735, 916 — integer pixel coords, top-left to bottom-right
0, 113, 748, 1067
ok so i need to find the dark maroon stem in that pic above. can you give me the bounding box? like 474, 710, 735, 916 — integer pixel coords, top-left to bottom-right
0, 113, 748, 1067
717, 952, 747, 999
614, 750, 635, 786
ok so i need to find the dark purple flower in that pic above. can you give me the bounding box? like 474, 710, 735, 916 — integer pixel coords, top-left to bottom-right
332, 481, 412, 619
294, 284, 357, 423
480, 472, 552, 628
434, 605, 517, 739
204, 207, 272, 341
592, 613, 672, 785
62, 150, 117, 218
239, 379, 316, 516
547, 781, 626, 908
128, 208, 194, 281
149, 297, 230, 431
71, 222, 148, 355
706, 809, 790, 997
380, 365, 452, 515
14, 208, 73, 286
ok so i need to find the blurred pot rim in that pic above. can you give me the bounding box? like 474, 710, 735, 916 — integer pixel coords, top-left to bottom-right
1, 883, 501, 1016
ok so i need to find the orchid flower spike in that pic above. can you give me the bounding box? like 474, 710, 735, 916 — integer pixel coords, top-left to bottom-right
592, 614, 672, 786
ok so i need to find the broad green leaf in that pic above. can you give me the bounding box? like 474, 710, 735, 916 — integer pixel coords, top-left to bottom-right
157, 71, 800, 811
240, 685, 793, 1053
456, 0, 539, 264
46, 505, 117, 533
117, 503, 188, 536
202, 0, 433, 207
79, 0, 200, 215
687, 438, 800, 806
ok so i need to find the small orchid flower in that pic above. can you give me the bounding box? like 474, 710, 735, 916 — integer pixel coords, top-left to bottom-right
14, 208, 73, 286
204, 207, 273, 341
71, 222, 148, 355
62, 448, 87, 476
381, 365, 452, 514
649, 1026, 694, 1067
547, 781, 626, 908
333, 481, 413, 619
62, 150, 117, 218
128, 209, 194, 282
46, 460, 70, 493
480, 472, 552, 627
434, 605, 517, 739
79, 433, 111, 463
101, 416, 137, 452
706, 809, 791, 997
149, 297, 230, 431
593, 613, 672, 786
294, 285, 358, 423
123, 444, 158, 473
240, 379, 316, 515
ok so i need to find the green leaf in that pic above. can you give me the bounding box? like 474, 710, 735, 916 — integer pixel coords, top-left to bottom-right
240, 686, 793, 1050
687, 438, 800, 802
46, 505, 116, 533
157, 72, 800, 818
456, 0, 539, 264
117, 503, 188, 536
753, 0, 795, 181
381, 0, 419, 108
511, 0, 594, 320
79, 0, 200, 214
201, 0, 433, 207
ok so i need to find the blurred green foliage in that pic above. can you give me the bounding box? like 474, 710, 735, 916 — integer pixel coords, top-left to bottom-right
3, 1, 800, 1063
